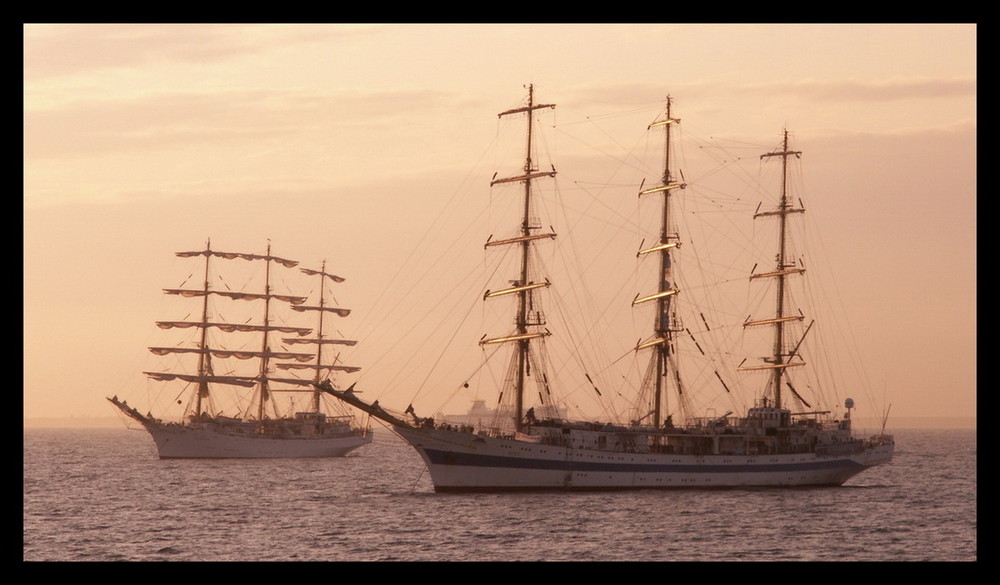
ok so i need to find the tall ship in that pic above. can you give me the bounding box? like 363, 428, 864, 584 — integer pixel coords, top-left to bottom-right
318, 86, 894, 490
108, 241, 372, 458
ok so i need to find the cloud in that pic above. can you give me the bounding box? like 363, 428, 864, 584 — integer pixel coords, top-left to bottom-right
564, 76, 975, 107
24, 87, 467, 160
23, 24, 377, 81
756, 77, 976, 102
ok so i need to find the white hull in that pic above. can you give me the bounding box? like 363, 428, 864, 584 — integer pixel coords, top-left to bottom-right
395, 426, 893, 491
141, 421, 372, 459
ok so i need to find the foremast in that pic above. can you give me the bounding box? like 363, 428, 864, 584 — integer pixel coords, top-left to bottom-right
145, 241, 315, 423
480, 84, 556, 433
634, 97, 686, 430
739, 130, 806, 410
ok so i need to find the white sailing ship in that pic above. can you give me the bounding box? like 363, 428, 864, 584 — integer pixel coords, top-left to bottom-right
108, 242, 372, 458
318, 86, 894, 490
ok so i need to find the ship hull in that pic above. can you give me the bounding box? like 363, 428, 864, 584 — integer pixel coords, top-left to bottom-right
139, 421, 372, 459
395, 426, 893, 492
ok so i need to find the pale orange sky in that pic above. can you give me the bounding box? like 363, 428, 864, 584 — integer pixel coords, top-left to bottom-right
23, 23, 976, 424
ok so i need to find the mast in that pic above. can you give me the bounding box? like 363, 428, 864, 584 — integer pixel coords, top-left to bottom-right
635, 96, 685, 429
310, 260, 330, 412
482, 84, 556, 433
194, 238, 213, 417
744, 130, 805, 410
256, 241, 274, 425
277, 262, 360, 412
146, 243, 315, 421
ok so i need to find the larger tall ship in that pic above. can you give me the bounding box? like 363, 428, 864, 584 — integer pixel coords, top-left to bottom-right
108, 242, 372, 458
319, 87, 894, 490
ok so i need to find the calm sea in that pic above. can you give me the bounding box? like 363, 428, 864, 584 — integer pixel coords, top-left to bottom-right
23, 426, 976, 562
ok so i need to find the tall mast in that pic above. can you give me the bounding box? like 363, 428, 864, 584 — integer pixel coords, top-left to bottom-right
311, 260, 329, 412
276, 264, 359, 404
194, 238, 213, 417
147, 244, 314, 420
745, 129, 804, 410
257, 241, 274, 425
481, 84, 556, 433
634, 96, 685, 429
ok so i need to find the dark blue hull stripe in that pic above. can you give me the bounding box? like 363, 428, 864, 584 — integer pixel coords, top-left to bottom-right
423, 448, 864, 473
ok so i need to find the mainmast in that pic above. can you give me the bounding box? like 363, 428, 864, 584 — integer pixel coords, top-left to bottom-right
256, 241, 275, 425
480, 84, 556, 433
146, 243, 314, 421
739, 130, 805, 410
194, 238, 213, 416
634, 96, 686, 429
251, 243, 327, 425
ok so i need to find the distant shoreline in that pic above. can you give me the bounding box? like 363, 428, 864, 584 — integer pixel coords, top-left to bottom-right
23, 415, 976, 430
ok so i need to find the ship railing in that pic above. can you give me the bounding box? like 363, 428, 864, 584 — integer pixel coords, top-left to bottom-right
321, 414, 360, 424
865, 433, 895, 447
685, 415, 736, 430
434, 421, 479, 434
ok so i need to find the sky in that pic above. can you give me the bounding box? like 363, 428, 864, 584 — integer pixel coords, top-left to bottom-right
23, 23, 976, 426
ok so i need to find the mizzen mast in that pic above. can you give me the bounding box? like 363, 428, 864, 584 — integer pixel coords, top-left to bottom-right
739, 130, 806, 410
480, 84, 556, 433
634, 96, 686, 429
278, 261, 360, 412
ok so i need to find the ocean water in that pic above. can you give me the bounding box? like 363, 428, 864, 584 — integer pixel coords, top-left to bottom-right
23, 426, 976, 562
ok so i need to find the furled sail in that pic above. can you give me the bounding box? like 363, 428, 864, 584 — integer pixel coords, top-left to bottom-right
264, 377, 316, 387
632, 289, 679, 305
143, 372, 257, 387
148, 347, 314, 361
490, 170, 557, 186
163, 288, 307, 305
484, 233, 557, 248
276, 363, 362, 373
479, 331, 551, 346
484, 280, 550, 299
742, 315, 804, 328
155, 321, 312, 336
299, 267, 345, 283
175, 249, 300, 268
749, 268, 805, 281
291, 305, 351, 317
282, 338, 358, 346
